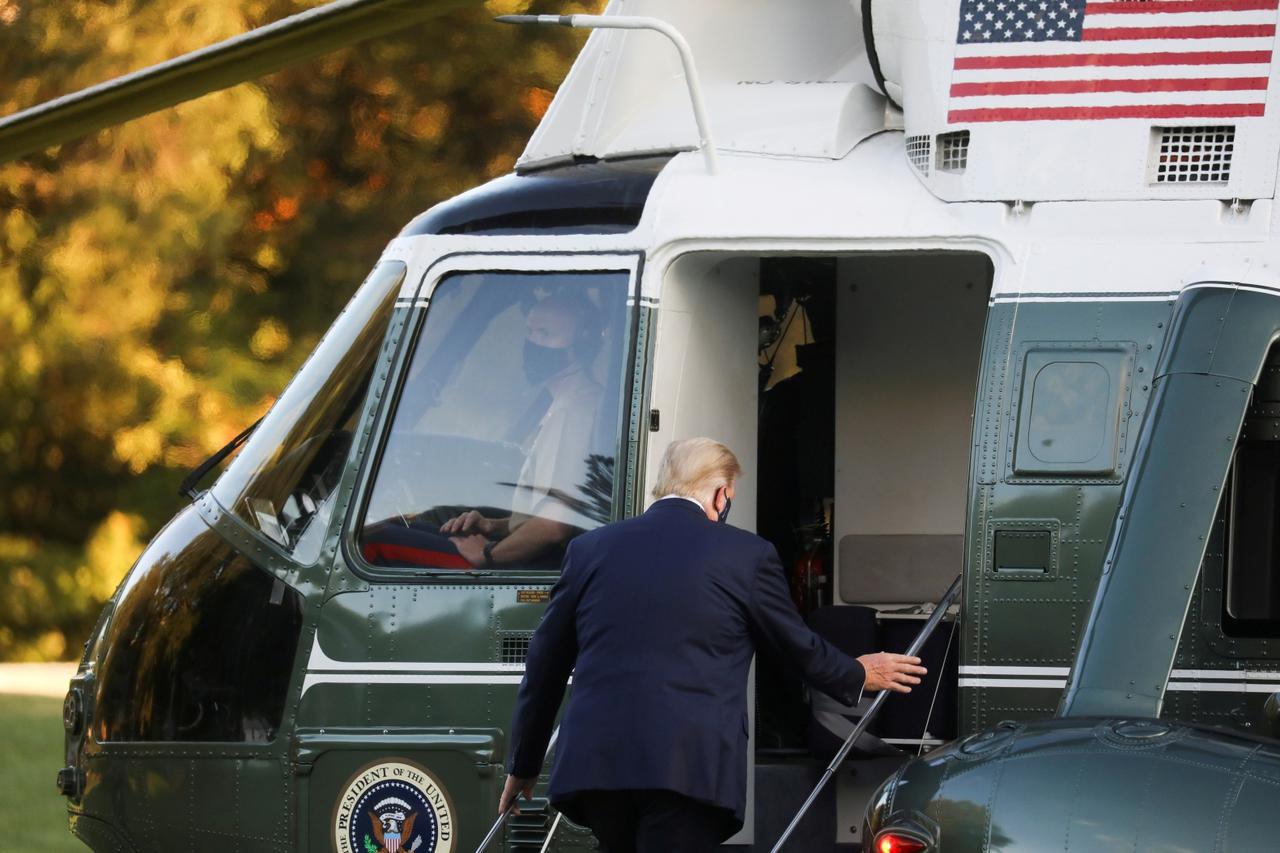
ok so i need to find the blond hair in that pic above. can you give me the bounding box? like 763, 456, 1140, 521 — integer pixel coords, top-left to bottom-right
651, 438, 742, 502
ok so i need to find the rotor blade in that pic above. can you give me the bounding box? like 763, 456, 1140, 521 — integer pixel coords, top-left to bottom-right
0, 0, 475, 163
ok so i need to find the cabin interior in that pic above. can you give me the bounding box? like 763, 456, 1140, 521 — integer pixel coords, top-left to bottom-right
645, 250, 992, 845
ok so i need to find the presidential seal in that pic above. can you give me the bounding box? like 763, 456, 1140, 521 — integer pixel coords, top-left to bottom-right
334, 760, 455, 853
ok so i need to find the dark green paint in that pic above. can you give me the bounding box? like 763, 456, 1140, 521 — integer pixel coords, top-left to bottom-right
1062, 286, 1280, 718
871, 717, 1280, 852
962, 297, 1171, 731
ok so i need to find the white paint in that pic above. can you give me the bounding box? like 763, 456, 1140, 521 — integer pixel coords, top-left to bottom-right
873, 0, 1280, 201
520, 0, 880, 169
991, 293, 1178, 303
955, 90, 1269, 111
1169, 669, 1280, 681
960, 665, 1072, 677
959, 677, 1069, 689
958, 666, 1280, 694
510, 0, 1280, 202
300, 636, 538, 695
307, 636, 525, 673
955, 63, 1274, 84
955, 38, 1277, 58
386, 133, 1280, 311
1166, 681, 1280, 694
560, 14, 720, 175
302, 674, 526, 695
643, 253, 759, 528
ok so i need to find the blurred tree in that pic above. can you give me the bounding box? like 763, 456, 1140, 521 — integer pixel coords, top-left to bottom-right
0, 0, 601, 660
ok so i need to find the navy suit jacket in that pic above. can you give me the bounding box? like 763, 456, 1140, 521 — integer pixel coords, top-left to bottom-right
507, 497, 866, 825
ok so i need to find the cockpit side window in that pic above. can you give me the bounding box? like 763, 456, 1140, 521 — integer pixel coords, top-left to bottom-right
211, 261, 406, 564
358, 270, 631, 573
1224, 344, 1280, 637
95, 507, 303, 743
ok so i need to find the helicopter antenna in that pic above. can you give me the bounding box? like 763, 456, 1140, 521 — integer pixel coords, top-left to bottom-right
0, 0, 469, 164
496, 14, 719, 176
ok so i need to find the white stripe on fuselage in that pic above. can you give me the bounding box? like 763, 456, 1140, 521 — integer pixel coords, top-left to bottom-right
959, 677, 1069, 689
299, 635, 535, 695
960, 665, 1071, 676
306, 635, 525, 672
301, 672, 528, 695
959, 665, 1280, 691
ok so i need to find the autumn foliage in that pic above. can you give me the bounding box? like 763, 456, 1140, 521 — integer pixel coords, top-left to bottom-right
0, 0, 601, 660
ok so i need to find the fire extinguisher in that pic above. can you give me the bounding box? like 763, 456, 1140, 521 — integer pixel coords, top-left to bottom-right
791, 521, 829, 614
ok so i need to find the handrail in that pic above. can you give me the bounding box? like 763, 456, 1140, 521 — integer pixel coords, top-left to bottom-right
474, 726, 560, 853
770, 574, 963, 853
496, 14, 719, 175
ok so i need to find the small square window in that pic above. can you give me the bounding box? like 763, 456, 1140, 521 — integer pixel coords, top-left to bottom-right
1011, 344, 1136, 479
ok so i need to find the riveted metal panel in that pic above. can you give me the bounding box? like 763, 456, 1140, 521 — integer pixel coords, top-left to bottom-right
962, 296, 1174, 734
974, 305, 1016, 486
86, 753, 292, 853
1167, 340, 1280, 738
986, 599, 1079, 664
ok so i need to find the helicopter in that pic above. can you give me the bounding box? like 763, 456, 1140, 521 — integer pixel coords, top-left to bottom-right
11, 0, 1280, 850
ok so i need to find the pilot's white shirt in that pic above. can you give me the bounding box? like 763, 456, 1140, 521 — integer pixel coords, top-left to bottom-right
510, 365, 601, 531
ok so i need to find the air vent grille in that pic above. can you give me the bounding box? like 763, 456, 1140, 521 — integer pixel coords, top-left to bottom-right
938, 131, 970, 173
1153, 125, 1234, 184
500, 632, 533, 665
906, 134, 932, 175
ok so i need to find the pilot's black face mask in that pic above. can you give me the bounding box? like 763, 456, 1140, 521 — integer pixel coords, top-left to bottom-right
717, 493, 732, 524
523, 340, 572, 385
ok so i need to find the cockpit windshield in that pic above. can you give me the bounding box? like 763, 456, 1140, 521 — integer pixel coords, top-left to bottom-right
359, 269, 631, 572
211, 261, 406, 563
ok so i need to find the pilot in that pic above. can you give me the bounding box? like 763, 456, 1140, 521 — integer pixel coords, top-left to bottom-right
438, 291, 604, 567
357, 290, 608, 571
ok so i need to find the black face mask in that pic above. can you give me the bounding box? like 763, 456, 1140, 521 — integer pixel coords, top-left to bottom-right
717, 494, 732, 524
522, 340, 572, 385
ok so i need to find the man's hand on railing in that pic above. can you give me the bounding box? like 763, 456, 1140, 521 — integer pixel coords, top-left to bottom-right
857, 653, 927, 693
498, 774, 536, 816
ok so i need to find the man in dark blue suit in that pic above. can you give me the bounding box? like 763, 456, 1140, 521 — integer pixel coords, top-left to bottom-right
499, 438, 926, 852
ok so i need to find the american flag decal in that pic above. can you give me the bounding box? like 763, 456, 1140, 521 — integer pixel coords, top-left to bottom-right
950, 0, 1279, 122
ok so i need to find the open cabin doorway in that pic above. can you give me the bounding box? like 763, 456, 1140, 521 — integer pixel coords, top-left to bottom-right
645, 250, 992, 844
